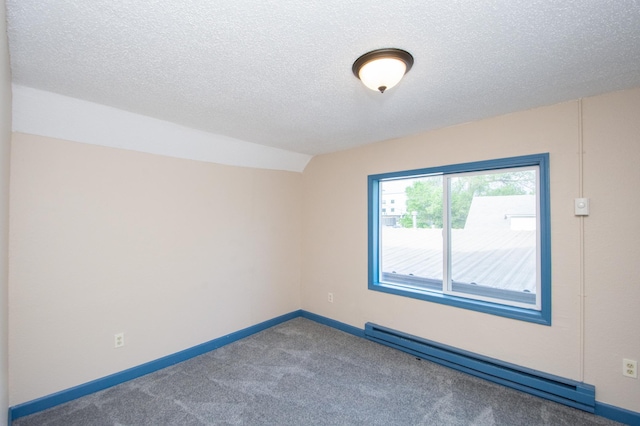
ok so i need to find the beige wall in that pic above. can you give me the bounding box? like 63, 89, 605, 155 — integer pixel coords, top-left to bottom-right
301, 88, 640, 412
1, 0, 12, 422
581, 89, 640, 411
7, 88, 640, 414
8, 134, 302, 405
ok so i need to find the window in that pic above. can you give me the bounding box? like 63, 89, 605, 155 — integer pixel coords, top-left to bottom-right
368, 154, 550, 324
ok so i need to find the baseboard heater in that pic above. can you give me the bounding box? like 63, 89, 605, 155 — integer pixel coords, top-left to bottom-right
364, 323, 595, 413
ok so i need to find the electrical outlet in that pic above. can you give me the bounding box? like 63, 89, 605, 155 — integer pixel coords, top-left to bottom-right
623, 359, 637, 378
327, 292, 334, 303
114, 333, 125, 348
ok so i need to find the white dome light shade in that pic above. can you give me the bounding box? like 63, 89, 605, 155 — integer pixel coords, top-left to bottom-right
352, 48, 414, 93
358, 58, 407, 93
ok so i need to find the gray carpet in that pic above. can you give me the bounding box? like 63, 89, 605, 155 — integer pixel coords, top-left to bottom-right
13, 318, 622, 425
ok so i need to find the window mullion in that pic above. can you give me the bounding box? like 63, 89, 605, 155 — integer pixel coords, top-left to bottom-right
442, 175, 451, 294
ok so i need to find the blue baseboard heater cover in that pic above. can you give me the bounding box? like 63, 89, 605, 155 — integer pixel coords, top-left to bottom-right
364, 323, 596, 413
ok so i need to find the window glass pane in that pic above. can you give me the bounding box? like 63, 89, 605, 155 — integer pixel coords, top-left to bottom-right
380, 176, 443, 290
449, 169, 538, 305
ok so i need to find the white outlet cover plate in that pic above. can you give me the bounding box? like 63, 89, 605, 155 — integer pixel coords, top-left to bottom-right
114, 333, 125, 348
623, 358, 637, 378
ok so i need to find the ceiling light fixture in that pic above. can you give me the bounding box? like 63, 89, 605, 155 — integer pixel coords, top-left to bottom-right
352, 48, 414, 93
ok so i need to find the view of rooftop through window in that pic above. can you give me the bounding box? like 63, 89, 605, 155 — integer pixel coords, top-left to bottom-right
379, 168, 539, 307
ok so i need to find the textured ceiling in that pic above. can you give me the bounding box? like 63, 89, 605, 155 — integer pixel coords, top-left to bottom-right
6, 0, 640, 156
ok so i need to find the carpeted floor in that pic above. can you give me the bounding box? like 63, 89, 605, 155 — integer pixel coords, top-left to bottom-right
13, 318, 622, 425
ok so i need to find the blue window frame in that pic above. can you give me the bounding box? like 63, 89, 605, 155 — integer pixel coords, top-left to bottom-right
368, 154, 551, 325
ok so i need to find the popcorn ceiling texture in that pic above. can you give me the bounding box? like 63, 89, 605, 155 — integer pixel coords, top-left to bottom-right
6, 0, 640, 155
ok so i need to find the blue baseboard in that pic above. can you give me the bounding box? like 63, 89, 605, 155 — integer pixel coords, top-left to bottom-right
595, 401, 640, 425
8, 310, 640, 426
300, 310, 365, 338
9, 310, 302, 421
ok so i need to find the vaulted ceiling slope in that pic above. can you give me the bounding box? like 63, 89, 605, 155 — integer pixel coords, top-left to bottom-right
6, 1, 640, 156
